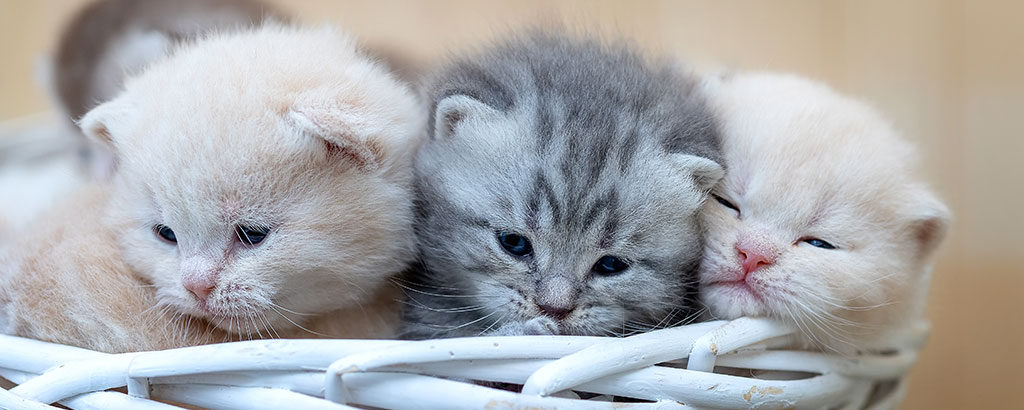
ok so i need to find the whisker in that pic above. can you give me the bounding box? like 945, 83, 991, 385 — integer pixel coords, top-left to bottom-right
269, 305, 335, 337
398, 298, 487, 313
440, 308, 503, 332
269, 302, 315, 317
392, 281, 479, 299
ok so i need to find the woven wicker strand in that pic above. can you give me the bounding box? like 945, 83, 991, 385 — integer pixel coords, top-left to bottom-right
0, 317, 925, 409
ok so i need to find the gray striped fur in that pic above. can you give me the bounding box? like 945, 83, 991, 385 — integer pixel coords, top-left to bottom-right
402, 31, 723, 338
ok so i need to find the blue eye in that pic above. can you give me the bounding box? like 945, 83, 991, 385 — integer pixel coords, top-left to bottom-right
154, 224, 177, 244
592, 255, 629, 275
803, 238, 836, 249
237, 225, 270, 246
497, 231, 532, 257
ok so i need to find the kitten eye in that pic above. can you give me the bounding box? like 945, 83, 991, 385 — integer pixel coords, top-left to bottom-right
713, 194, 740, 213
154, 224, 177, 244
497, 231, 532, 257
592, 255, 629, 276
802, 238, 837, 250
236, 225, 270, 246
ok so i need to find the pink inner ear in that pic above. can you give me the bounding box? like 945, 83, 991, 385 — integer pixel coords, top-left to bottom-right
442, 110, 463, 137
914, 217, 948, 258
89, 123, 114, 145
287, 107, 383, 172
319, 137, 383, 172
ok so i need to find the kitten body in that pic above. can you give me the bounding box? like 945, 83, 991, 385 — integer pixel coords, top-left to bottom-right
403, 33, 724, 339
698, 73, 950, 354
1, 25, 423, 351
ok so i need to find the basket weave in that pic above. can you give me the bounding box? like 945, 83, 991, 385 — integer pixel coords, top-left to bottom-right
0, 317, 926, 409
0, 118, 925, 409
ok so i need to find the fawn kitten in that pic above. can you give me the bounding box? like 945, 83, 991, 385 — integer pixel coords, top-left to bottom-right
402, 32, 724, 339
698, 72, 950, 354
0, 24, 424, 352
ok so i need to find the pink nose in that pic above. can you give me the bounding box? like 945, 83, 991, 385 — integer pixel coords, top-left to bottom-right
736, 244, 775, 277
183, 276, 216, 301
536, 303, 575, 320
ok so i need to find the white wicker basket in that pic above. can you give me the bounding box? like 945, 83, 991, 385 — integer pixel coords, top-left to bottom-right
0, 317, 927, 409
0, 117, 925, 409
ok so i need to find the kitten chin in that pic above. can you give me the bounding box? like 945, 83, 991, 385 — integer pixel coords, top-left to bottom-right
402, 31, 723, 339
697, 72, 950, 355
1, 24, 424, 351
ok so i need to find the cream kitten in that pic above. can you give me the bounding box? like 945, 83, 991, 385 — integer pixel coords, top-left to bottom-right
0, 24, 423, 352
698, 72, 950, 354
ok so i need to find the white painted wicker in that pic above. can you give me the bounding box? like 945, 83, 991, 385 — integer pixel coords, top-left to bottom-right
0, 117, 926, 409
0, 317, 927, 409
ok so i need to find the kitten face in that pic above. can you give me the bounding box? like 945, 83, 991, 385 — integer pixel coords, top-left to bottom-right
80, 26, 423, 336
407, 34, 723, 338
698, 73, 949, 352
418, 108, 711, 336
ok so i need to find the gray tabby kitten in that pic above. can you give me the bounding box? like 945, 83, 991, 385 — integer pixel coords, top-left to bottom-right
403, 32, 724, 338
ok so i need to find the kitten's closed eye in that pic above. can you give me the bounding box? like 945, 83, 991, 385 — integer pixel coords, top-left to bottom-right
236, 225, 270, 246
713, 194, 740, 214
592, 255, 629, 276
497, 231, 532, 257
154, 224, 177, 244
800, 237, 837, 250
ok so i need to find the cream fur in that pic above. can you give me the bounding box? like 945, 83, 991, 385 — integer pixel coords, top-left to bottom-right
0, 25, 423, 352
698, 72, 950, 354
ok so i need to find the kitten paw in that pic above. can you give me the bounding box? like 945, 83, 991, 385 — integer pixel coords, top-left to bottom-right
489, 322, 528, 336
488, 317, 560, 336
522, 317, 559, 335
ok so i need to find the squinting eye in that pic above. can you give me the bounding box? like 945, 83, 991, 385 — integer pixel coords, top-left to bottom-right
237, 225, 270, 246
592, 255, 629, 276
803, 238, 837, 250
497, 231, 532, 257
154, 224, 177, 244
713, 194, 740, 213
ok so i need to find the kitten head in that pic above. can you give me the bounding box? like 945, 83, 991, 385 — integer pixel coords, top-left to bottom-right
78, 25, 424, 335
411, 33, 723, 337
698, 73, 950, 352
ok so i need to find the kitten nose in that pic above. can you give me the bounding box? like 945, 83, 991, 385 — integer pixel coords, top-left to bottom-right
536, 303, 575, 320
736, 244, 775, 276
183, 276, 216, 301
535, 275, 578, 320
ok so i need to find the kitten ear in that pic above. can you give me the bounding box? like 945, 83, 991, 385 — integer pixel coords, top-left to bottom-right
287, 77, 423, 172
431, 94, 500, 140
77, 99, 125, 149
77, 99, 130, 180
669, 154, 724, 192
286, 101, 387, 172
908, 192, 951, 261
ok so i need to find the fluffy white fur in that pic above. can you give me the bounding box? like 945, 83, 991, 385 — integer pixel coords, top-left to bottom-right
698, 72, 950, 354
0, 25, 424, 352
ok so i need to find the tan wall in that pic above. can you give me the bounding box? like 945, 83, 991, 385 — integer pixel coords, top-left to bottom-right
1, 0, 1021, 408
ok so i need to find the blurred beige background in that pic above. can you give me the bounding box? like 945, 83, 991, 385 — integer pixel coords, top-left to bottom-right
1, 0, 1021, 408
